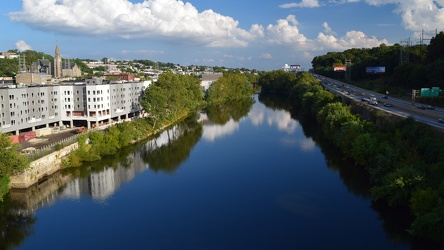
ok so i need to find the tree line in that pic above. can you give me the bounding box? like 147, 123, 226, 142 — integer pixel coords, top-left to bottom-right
311, 32, 444, 95
259, 70, 444, 244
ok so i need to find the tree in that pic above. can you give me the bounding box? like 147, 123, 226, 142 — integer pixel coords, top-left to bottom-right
426, 31, 444, 63
141, 84, 168, 129
0, 58, 19, 77
0, 133, 29, 202
206, 73, 254, 104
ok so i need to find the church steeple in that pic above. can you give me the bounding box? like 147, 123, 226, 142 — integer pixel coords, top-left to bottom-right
54, 43, 62, 78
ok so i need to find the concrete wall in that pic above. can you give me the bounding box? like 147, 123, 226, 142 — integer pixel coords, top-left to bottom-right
9, 143, 78, 189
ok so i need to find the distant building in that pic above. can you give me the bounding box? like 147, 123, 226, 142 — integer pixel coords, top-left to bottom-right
16, 72, 52, 85
0, 52, 20, 59
54, 44, 62, 78
30, 59, 52, 75
201, 73, 223, 91
52, 44, 82, 78
104, 73, 135, 81
62, 62, 82, 78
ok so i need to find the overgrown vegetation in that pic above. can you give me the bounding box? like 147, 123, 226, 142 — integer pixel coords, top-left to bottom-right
259, 70, 444, 244
0, 133, 29, 202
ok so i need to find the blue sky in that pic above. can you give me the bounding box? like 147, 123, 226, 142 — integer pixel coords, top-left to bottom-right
1, 0, 442, 71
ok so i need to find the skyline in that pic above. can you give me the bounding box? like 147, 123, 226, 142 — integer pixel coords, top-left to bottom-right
1, 0, 442, 71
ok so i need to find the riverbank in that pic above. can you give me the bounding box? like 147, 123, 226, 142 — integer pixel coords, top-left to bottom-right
9, 115, 187, 189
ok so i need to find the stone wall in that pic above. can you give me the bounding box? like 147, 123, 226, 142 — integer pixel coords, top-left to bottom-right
9, 143, 78, 189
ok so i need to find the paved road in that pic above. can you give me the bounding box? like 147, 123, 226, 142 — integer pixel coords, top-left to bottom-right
313, 74, 444, 130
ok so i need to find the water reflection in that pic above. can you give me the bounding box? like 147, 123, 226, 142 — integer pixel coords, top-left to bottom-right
4, 94, 443, 249
0, 196, 36, 250
140, 114, 203, 173
259, 93, 444, 249
205, 98, 253, 125
276, 192, 328, 219
251, 95, 316, 152
8, 115, 203, 214
201, 99, 253, 142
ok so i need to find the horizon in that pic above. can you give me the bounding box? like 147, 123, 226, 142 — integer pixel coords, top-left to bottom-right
1, 0, 442, 71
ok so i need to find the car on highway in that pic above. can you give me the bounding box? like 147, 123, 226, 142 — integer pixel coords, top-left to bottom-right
438, 118, 444, 123
427, 105, 435, 110
417, 105, 426, 110
383, 103, 392, 107
382, 95, 388, 99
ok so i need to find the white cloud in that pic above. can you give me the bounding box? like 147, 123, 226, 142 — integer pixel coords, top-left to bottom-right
15, 40, 31, 51
315, 23, 389, 50
266, 15, 309, 48
361, 0, 444, 33
322, 22, 336, 36
202, 119, 239, 142
8, 0, 258, 48
267, 110, 298, 134
261, 53, 272, 59
279, 0, 320, 8
120, 49, 164, 55
303, 51, 313, 59
298, 138, 316, 151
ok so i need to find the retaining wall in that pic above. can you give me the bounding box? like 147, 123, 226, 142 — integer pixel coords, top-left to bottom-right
9, 143, 78, 189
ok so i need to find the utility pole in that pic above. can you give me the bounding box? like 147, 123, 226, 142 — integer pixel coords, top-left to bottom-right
345, 59, 351, 81
399, 38, 410, 65
19, 53, 27, 72
412, 89, 419, 106
419, 29, 437, 62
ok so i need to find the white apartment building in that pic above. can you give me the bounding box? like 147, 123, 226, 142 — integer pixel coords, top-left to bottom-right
0, 78, 151, 135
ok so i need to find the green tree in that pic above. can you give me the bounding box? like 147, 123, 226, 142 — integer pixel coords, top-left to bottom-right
206, 73, 254, 104
142, 84, 168, 128
0, 58, 19, 77
371, 165, 425, 207
426, 31, 444, 63
0, 133, 29, 201
409, 201, 444, 242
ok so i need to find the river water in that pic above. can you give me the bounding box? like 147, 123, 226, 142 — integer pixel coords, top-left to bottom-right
2, 95, 437, 249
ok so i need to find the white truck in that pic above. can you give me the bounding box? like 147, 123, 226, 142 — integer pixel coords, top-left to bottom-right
361, 93, 378, 105
368, 97, 378, 105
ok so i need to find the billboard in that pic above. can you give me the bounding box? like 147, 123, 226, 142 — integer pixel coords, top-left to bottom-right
290, 65, 301, 70
333, 66, 346, 71
366, 66, 385, 74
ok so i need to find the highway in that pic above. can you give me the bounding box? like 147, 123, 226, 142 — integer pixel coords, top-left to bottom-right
312, 74, 444, 131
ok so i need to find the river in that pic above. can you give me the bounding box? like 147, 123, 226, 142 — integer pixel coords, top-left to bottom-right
1, 94, 439, 250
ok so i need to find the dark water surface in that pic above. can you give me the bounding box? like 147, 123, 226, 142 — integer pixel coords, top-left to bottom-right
3, 95, 436, 249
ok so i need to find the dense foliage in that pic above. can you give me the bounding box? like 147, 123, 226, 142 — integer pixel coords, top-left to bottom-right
63, 118, 155, 167
311, 32, 444, 92
141, 71, 204, 128
0, 133, 29, 202
259, 70, 444, 244
205, 72, 256, 105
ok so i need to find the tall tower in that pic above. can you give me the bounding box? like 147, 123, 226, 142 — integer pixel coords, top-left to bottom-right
54, 43, 62, 78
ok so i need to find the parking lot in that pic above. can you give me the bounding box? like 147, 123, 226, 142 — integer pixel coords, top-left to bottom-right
17, 128, 78, 152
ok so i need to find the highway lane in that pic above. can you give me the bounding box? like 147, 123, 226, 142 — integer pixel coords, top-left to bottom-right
312, 74, 444, 131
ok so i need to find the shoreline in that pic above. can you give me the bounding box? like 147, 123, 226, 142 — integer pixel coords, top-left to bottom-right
9, 115, 187, 190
